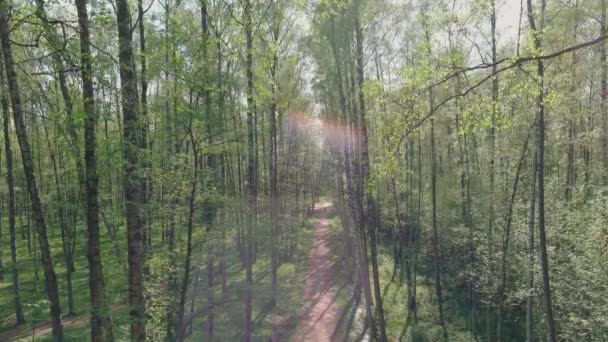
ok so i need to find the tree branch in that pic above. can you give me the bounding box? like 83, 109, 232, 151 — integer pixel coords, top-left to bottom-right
400, 33, 608, 133
431, 33, 608, 90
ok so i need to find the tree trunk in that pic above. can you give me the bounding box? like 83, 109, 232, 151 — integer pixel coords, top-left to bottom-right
243, 1, 256, 340
488, 1, 498, 339
206, 257, 214, 340
269, 1, 280, 305
138, 0, 151, 254
565, 2, 581, 202
412, 124, 423, 324
354, 9, 388, 341
41, 117, 76, 316
431, 117, 448, 342
176, 135, 200, 341
601, 0, 607, 185
0, 55, 24, 325
115, 0, 145, 338
0, 9, 63, 340
75, 0, 115, 339
497, 133, 530, 338
526, 154, 537, 342
330, 14, 376, 339
527, 1, 557, 340
423, 15, 448, 340
188, 267, 201, 336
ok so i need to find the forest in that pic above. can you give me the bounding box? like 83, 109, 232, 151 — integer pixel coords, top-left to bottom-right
0, 0, 606, 341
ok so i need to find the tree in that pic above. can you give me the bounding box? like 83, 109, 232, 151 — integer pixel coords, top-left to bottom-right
75, 0, 115, 339
601, 0, 607, 183
354, 3, 388, 340
0, 3, 63, 339
526, 0, 557, 340
0, 53, 24, 325
243, 0, 256, 340
114, 0, 145, 338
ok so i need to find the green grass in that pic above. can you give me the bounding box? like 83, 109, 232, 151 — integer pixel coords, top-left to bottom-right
376, 243, 476, 342
326, 212, 364, 341
0, 203, 349, 341
324, 210, 478, 341
0, 203, 418, 341
0, 213, 316, 340
0, 212, 132, 340
184, 214, 317, 341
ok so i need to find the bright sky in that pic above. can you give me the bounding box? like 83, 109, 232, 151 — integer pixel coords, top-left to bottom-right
495, 0, 525, 46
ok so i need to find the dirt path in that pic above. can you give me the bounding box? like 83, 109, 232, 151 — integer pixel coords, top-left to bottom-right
293, 202, 340, 342
0, 304, 125, 341
0, 314, 89, 341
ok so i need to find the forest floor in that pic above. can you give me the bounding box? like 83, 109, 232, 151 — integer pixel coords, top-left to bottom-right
0, 314, 88, 341
0, 201, 355, 341
0, 304, 126, 341
292, 201, 341, 342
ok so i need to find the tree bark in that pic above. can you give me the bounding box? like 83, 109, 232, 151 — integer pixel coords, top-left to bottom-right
496, 132, 530, 338
527, 1, 557, 340
423, 14, 448, 341
115, 0, 145, 338
601, 0, 607, 185
75, 0, 115, 339
206, 256, 214, 340
176, 134, 200, 341
243, 1, 256, 340
40, 116, 76, 316
0, 8, 63, 340
354, 8, 388, 341
430, 117, 448, 342
0, 54, 24, 325
488, 1, 498, 339
34, 0, 81, 279
328, 15, 377, 338
526, 153, 537, 342
269, 0, 280, 306
138, 0, 151, 252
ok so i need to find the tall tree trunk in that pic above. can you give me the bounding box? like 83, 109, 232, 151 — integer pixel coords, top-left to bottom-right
422, 13, 448, 341
215, 19, 229, 299
329, 16, 377, 337
115, 0, 145, 338
412, 123, 423, 324
430, 116, 448, 342
188, 267, 201, 336
354, 8, 388, 341
176, 135, 200, 341
36, 0, 123, 266
0, 55, 24, 325
138, 0, 150, 252
565, 0, 581, 202
34, 0, 81, 277
269, 0, 280, 305
75, 0, 115, 339
526, 154, 537, 342
0, 180, 3, 280
0, 8, 63, 340
488, 1, 498, 339
206, 256, 214, 340
243, 1, 256, 340
497, 133, 530, 338
601, 0, 607, 185
527, 1, 557, 340
41, 117, 75, 316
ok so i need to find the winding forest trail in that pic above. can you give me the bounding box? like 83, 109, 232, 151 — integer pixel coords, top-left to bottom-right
293, 202, 340, 342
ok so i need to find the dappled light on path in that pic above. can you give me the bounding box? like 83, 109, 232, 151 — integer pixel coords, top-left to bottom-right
293, 202, 340, 342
